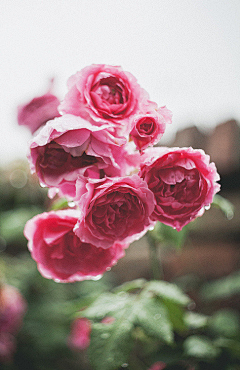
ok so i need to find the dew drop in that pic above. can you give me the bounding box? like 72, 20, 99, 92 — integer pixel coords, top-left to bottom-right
101, 333, 110, 339
106, 267, 111, 271
149, 226, 155, 231
40, 182, 47, 188
187, 302, 196, 310
54, 279, 61, 283
68, 201, 76, 208
226, 211, 234, 220
121, 363, 129, 368
205, 204, 211, 211
154, 314, 161, 320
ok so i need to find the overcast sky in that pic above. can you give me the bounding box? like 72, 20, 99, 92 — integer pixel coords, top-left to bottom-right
1, 0, 240, 166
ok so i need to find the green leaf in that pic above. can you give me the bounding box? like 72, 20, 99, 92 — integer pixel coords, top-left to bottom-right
184, 335, 221, 359
184, 312, 209, 329
88, 316, 134, 370
145, 280, 192, 306
209, 309, 240, 338
80, 292, 132, 320
212, 194, 234, 220
134, 296, 174, 344
113, 278, 147, 293
201, 271, 240, 301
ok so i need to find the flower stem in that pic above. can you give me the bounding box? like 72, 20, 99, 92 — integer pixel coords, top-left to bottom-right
147, 232, 163, 280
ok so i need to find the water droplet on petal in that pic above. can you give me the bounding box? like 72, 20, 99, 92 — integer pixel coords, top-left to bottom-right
40, 182, 47, 188
54, 279, 61, 283
205, 204, 211, 211
106, 267, 111, 271
68, 201, 76, 208
121, 363, 129, 368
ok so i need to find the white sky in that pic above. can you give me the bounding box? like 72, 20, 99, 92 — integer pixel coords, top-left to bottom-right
1, 0, 240, 166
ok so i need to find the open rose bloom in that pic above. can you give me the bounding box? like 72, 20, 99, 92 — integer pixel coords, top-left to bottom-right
22, 64, 220, 283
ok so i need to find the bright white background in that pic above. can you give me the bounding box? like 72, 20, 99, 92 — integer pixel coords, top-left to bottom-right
1, 0, 240, 166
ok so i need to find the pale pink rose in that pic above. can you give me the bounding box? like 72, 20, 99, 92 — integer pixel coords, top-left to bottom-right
0, 285, 27, 335
130, 104, 172, 151
28, 114, 131, 199
74, 175, 156, 249
24, 210, 127, 283
68, 318, 91, 351
139, 147, 220, 231
0, 285, 27, 363
17, 87, 60, 134
148, 362, 166, 370
59, 64, 149, 128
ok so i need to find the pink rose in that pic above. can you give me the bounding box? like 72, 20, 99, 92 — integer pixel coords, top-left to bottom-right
17, 86, 60, 134
130, 104, 172, 151
139, 147, 220, 231
68, 318, 91, 351
59, 64, 149, 128
148, 362, 166, 370
24, 210, 127, 283
28, 114, 131, 199
74, 174, 156, 249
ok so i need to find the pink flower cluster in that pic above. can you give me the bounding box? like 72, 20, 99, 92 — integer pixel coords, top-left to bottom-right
0, 285, 27, 363
20, 64, 220, 283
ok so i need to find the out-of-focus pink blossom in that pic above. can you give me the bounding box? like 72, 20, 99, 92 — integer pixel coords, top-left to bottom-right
68, 318, 91, 351
130, 104, 172, 151
0, 285, 27, 363
17, 85, 61, 134
74, 174, 156, 249
24, 210, 127, 283
28, 114, 132, 199
139, 147, 220, 230
59, 64, 149, 129
148, 362, 166, 370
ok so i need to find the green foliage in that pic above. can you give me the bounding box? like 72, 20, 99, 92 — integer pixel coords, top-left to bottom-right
149, 222, 189, 250
183, 335, 221, 359
201, 270, 240, 301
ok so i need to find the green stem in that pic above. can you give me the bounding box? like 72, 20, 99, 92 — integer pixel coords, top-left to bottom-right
147, 232, 163, 281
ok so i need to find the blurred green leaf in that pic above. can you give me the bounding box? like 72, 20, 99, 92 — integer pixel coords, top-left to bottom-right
212, 194, 234, 220
184, 335, 221, 359
51, 197, 69, 211
113, 278, 147, 293
145, 280, 192, 306
184, 312, 209, 330
209, 309, 240, 338
0, 206, 42, 244
201, 271, 240, 301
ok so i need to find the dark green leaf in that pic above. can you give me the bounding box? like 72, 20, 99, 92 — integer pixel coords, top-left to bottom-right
209, 309, 240, 338
201, 271, 240, 301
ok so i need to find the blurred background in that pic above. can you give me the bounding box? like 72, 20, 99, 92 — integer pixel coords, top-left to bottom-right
0, 1, 240, 369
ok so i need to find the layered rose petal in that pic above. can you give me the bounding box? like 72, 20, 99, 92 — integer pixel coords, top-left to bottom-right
74, 175, 156, 249
139, 147, 220, 230
130, 104, 172, 151
28, 114, 132, 199
59, 64, 149, 129
17, 91, 60, 134
24, 210, 127, 283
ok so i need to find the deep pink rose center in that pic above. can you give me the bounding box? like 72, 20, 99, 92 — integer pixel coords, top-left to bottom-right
137, 117, 155, 135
